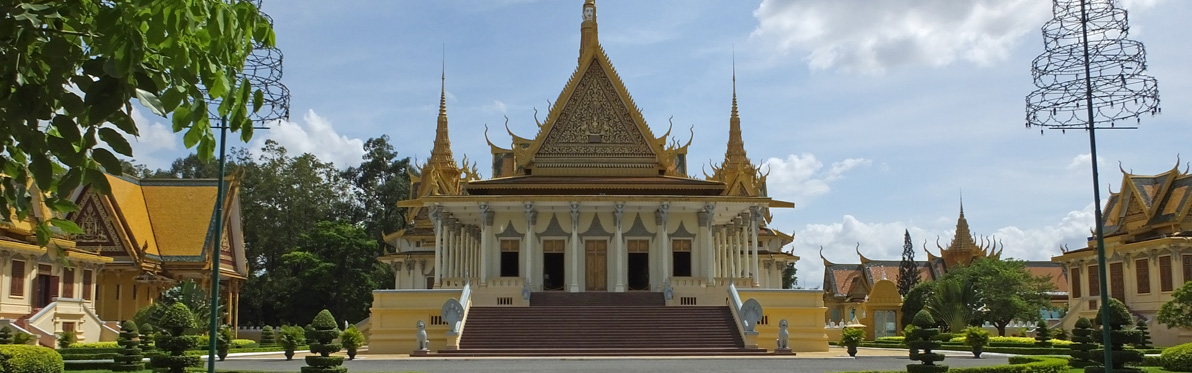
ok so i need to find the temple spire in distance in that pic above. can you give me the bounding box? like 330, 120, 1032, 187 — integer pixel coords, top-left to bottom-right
429, 55, 456, 169
724, 53, 749, 167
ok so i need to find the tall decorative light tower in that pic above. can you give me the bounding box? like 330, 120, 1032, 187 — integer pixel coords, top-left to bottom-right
1026, 0, 1159, 370
204, 1, 290, 371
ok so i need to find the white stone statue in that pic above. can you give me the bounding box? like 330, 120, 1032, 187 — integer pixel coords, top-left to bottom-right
415, 320, 429, 351
776, 319, 790, 349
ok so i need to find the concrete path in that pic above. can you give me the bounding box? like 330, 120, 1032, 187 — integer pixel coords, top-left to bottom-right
212, 347, 1012, 373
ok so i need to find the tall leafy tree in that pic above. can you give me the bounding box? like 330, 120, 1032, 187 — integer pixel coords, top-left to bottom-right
275, 221, 382, 324
948, 258, 1055, 336
0, 0, 274, 241
926, 277, 979, 333
1158, 280, 1192, 329
340, 136, 412, 249
897, 229, 919, 296
901, 281, 932, 330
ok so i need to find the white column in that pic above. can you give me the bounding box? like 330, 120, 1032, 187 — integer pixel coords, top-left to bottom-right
614, 203, 625, 292
738, 220, 748, 279
729, 221, 739, 279
570, 202, 581, 292
393, 262, 402, 289
432, 207, 443, 287
717, 227, 727, 277
523, 204, 536, 288
656, 203, 670, 289
699, 205, 715, 283
480, 205, 492, 286
448, 221, 459, 278
750, 206, 761, 287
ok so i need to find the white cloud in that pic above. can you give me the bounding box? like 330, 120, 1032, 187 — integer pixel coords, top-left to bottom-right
1066, 153, 1106, 171
125, 107, 180, 170
249, 109, 366, 168
762, 153, 871, 206
750, 0, 1049, 74
795, 203, 1094, 289
484, 100, 508, 114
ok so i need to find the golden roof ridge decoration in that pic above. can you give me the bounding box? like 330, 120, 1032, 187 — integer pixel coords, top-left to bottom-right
707, 64, 770, 200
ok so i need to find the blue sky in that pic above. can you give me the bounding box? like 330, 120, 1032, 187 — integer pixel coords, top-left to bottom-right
126, 0, 1192, 289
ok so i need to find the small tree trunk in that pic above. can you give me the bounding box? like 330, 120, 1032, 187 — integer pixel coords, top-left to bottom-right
995, 323, 1007, 337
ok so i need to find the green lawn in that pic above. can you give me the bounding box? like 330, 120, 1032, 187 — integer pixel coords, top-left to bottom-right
1067, 368, 1176, 373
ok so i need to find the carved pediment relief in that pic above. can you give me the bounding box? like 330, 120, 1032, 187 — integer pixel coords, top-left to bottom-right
536, 61, 655, 161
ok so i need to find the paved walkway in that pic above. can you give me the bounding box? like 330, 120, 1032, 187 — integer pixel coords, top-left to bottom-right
213, 347, 1011, 373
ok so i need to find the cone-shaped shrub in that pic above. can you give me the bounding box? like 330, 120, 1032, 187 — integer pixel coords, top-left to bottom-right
1086, 298, 1143, 373
149, 303, 200, 373
112, 320, 144, 371
1069, 317, 1098, 368
1134, 319, 1152, 349
1034, 321, 1052, 347
140, 323, 157, 356
0, 326, 12, 344
907, 310, 948, 373
302, 309, 346, 373
260, 325, 276, 346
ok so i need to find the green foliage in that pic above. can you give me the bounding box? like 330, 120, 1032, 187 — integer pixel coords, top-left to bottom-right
1134, 319, 1152, 349
302, 310, 345, 373
927, 278, 978, 333
0, 344, 64, 373
65, 342, 118, 349
340, 325, 364, 360
908, 310, 948, 372
1159, 281, 1192, 329
943, 356, 1068, 373
902, 282, 933, 331
157, 303, 196, 335
0, 0, 275, 242
944, 259, 1056, 336
1069, 317, 1098, 368
841, 327, 865, 347
1093, 297, 1134, 328
11, 331, 32, 346
1033, 321, 1051, 347
57, 330, 75, 348
259, 325, 275, 346
913, 310, 936, 328
149, 302, 200, 373
897, 229, 920, 296
112, 320, 143, 371
781, 262, 797, 289
963, 326, 990, 348
1162, 342, 1192, 372
0, 326, 11, 344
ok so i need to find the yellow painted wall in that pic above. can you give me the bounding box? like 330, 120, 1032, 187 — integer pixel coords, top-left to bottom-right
737, 289, 829, 352
367, 289, 461, 354
94, 271, 164, 322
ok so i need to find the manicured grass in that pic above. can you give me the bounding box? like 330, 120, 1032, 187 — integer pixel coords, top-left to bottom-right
1067, 367, 1177, 373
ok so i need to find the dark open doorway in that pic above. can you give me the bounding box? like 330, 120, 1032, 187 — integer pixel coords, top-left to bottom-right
627, 253, 649, 291
33, 274, 56, 308
543, 253, 565, 291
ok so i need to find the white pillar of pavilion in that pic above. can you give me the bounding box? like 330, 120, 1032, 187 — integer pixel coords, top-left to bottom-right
613, 202, 625, 292
750, 206, 761, 287
716, 226, 726, 277
569, 202, 581, 292
737, 217, 748, 279
523, 203, 536, 289
655, 203, 670, 290
432, 206, 443, 287
480, 204, 492, 286
699, 205, 715, 283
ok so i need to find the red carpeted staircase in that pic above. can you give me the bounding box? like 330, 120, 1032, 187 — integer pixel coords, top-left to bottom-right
435, 292, 765, 356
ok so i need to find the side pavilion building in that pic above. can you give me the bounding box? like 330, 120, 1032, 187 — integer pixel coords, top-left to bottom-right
369, 0, 827, 355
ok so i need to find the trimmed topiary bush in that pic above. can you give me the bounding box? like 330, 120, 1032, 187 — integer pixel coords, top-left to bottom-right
1070, 317, 1098, 368
1134, 319, 1152, 349
1086, 298, 1143, 373
0, 344, 64, 373
962, 326, 990, 358
139, 323, 157, 356
907, 310, 948, 373
280, 325, 306, 361
302, 309, 346, 373
1034, 321, 1052, 347
0, 326, 12, 344
57, 331, 76, 348
112, 320, 144, 372
260, 325, 276, 346
216, 324, 234, 361
149, 303, 200, 373
1162, 342, 1192, 372
340, 325, 364, 360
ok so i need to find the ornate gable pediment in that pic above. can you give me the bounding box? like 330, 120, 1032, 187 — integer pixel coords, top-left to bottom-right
71, 191, 130, 257
520, 50, 665, 176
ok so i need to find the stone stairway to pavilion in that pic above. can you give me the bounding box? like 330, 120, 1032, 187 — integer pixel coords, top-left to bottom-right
435, 292, 766, 356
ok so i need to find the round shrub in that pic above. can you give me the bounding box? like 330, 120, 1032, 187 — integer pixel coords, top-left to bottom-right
260, 326, 276, 346
1162, 342, 1192, 372
157, 303, 196, 335
0, 344, 64, 373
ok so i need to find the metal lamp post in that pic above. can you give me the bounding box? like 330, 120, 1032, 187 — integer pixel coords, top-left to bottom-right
204, 1, 290, 371
1026, 0, 1160, 371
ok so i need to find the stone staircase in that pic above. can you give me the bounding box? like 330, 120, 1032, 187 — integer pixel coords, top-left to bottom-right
436, 292, 765, 356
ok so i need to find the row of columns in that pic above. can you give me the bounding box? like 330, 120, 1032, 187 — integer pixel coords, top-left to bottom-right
709, 207, 761, 285
431, 207, 484, 285
429, 203, 762, 289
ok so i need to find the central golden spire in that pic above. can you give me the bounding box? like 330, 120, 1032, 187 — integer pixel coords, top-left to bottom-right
724, 61, 749, 167
428, 62, 456, 169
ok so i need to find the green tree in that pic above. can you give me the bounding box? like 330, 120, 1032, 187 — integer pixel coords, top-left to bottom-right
897, 230, 920, 296
341, 135, 412, 248
276, 221, 381, 324
1158, 280, 1192, 329
926, 277, 978, 333
901, 281, 932, 331
950, 259, 1055, 336
781, 262, 797, 289
0, 0, 274, 242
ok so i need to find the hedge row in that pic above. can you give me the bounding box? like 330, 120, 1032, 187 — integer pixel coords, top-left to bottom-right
182, 345, 305, 356
64, 342, 119, 349
63, 360, 114, 370
0, 345, 64, 373
950, 356, 1068, 373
